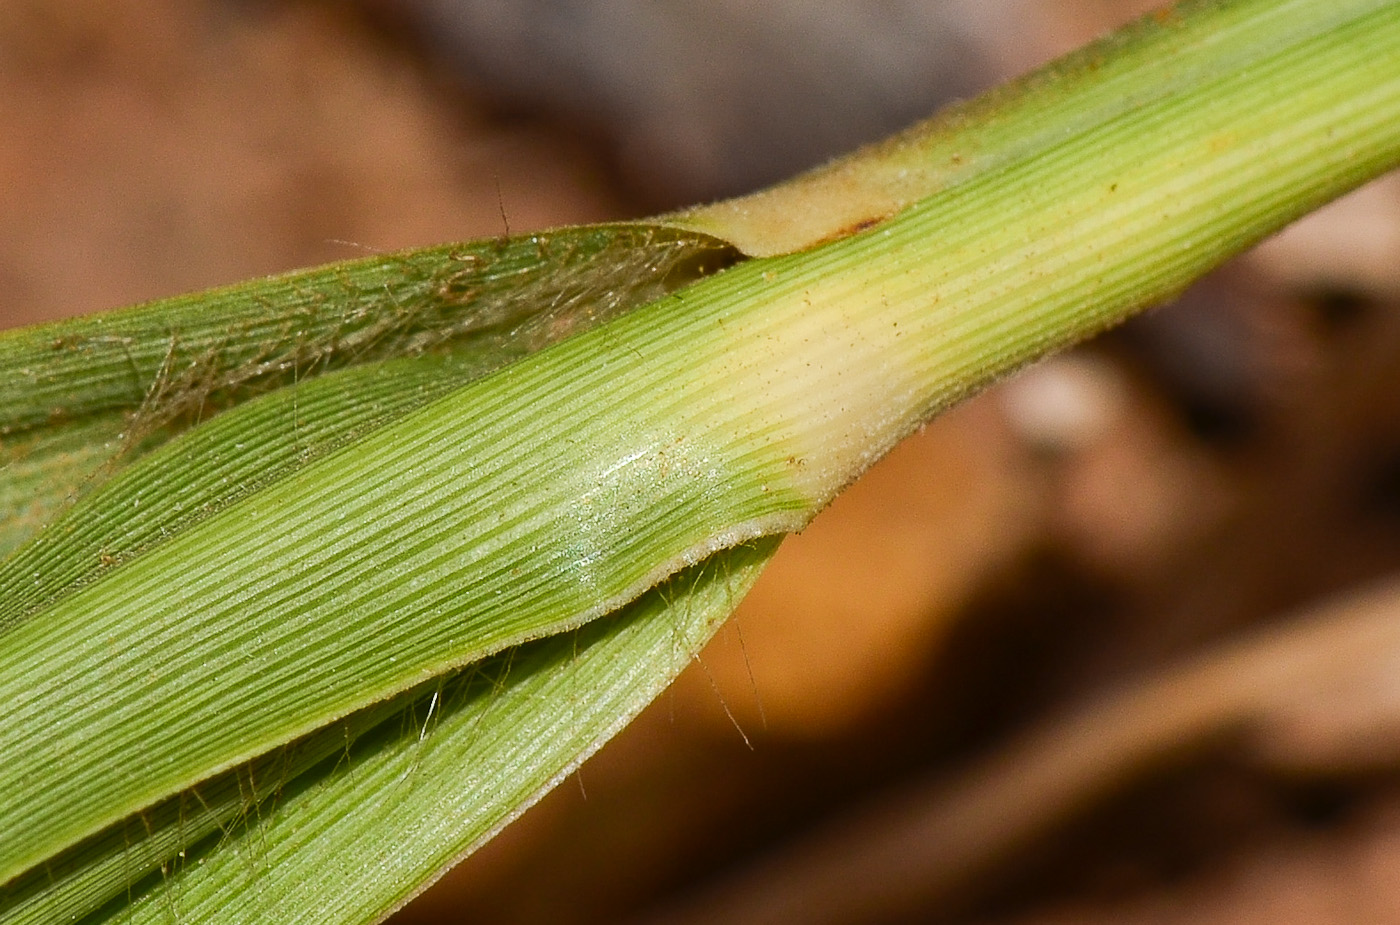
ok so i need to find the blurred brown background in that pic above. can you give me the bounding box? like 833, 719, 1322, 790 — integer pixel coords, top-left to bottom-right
5, 1, 1400, 922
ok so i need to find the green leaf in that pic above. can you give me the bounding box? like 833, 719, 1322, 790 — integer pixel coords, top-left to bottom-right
0, 540, 777, 925
0, 225, 739, 560
0, 222, 744, 903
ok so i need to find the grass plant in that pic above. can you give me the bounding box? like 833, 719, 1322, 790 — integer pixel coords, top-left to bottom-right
1, 0, 1398, 921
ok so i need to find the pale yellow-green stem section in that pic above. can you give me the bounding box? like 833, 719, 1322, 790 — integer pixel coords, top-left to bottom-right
1, 0, 1399, 914
665, 0, 1400, 506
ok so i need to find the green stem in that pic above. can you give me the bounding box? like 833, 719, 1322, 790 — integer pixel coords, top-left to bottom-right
672, 0, 1399, 256
1, 0, 1397, 916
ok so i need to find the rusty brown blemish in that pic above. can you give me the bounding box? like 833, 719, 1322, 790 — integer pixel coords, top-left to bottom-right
802, 212, 895, 252
848, 216, 883, 234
